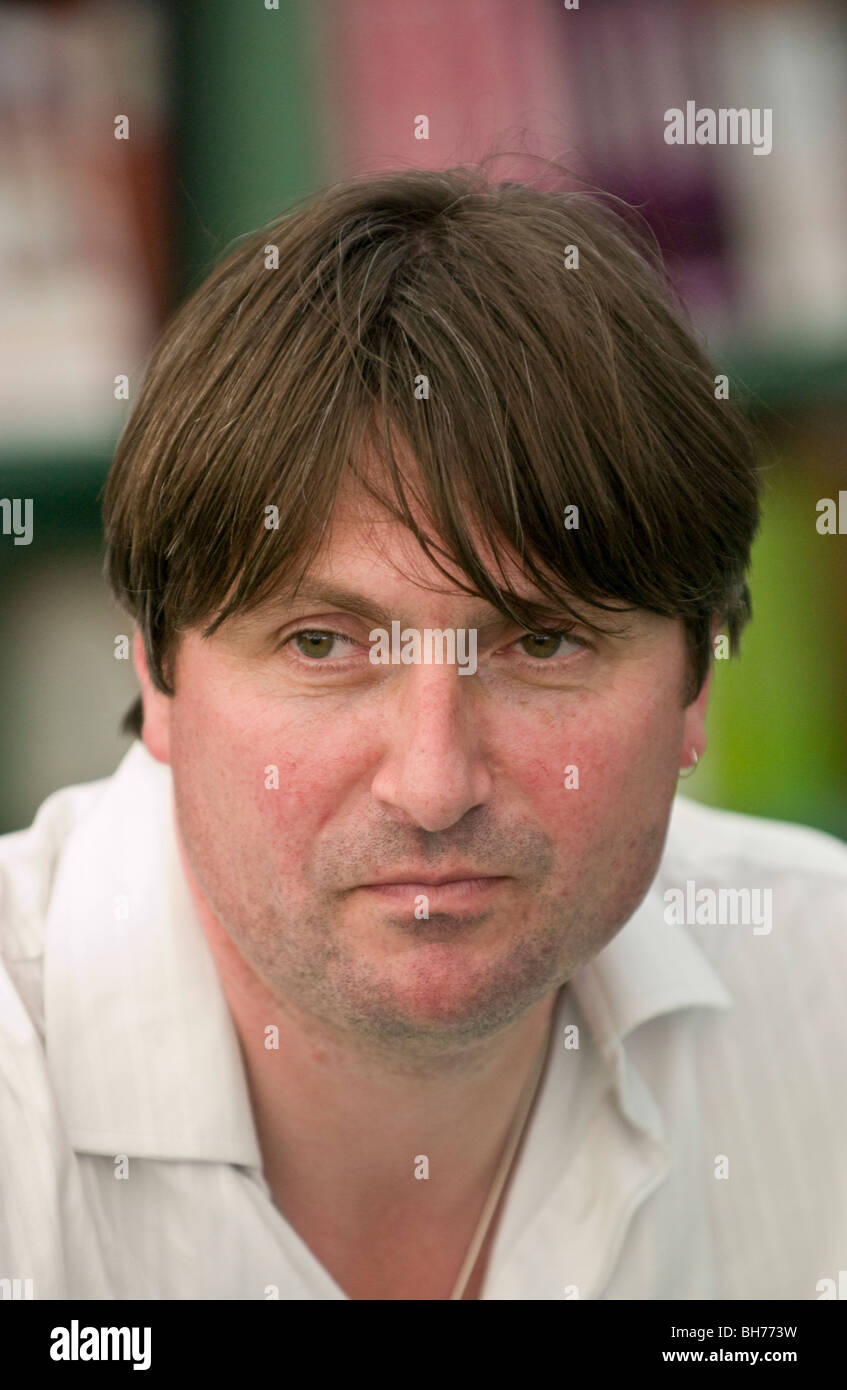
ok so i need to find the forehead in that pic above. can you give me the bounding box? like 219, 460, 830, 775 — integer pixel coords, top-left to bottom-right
314, 449, 526, 598
207, 436, 664, 652
235, 464, 649, 646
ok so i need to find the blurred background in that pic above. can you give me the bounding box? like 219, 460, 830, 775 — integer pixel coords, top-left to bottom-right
1, 0, 845, 837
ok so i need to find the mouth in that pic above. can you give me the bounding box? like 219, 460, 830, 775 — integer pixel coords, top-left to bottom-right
361, 868, 508, 887
356, 876, 510, 909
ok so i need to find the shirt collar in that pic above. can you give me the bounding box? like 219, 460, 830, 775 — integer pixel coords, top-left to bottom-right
44, 740, 263, 1166
44, 743, 730, 1164
572, 847, 732, 1054
568, 852, 732, 1139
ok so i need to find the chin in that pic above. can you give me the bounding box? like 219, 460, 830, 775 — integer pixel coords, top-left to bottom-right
365, 942, 550, 1033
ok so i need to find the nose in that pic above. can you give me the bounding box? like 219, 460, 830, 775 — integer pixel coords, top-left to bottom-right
369, 664, 494, 832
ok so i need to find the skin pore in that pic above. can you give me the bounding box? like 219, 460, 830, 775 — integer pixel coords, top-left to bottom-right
133, 461, 712, 1299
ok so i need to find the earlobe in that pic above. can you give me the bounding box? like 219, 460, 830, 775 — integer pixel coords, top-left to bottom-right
132, 630, 172, 765
680, 660, 712, 773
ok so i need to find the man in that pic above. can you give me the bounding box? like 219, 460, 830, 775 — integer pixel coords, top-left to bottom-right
1, 166, 845, 1301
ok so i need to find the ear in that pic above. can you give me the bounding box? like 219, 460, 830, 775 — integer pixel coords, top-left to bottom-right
132, 630, 172, 765
680, 617, 719, 769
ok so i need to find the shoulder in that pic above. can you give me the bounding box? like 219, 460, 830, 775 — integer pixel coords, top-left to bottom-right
0, 770, 115, 964
666, 793, 847, 885
0, 767, 120, 1175
660, 794, 847, 1010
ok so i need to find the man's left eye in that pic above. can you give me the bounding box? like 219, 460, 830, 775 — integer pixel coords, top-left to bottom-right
515, 632, 586, 659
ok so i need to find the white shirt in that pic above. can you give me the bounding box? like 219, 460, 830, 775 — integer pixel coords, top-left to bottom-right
1, 740, 846, 1300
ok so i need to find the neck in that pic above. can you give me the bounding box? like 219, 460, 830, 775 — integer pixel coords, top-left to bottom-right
180, 842, 558, 1241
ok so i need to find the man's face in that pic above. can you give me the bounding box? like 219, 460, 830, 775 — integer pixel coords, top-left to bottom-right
137, 465, 710, 1054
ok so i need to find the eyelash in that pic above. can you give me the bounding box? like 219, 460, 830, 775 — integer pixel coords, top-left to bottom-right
280, 628, 591, 665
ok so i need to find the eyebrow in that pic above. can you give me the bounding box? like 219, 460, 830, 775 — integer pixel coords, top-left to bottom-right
240, 579, 635, 638
245, 582, 515, 637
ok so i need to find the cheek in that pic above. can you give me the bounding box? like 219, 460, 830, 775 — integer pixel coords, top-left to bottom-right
170, 683, 360, 855
508, 686, 684, 840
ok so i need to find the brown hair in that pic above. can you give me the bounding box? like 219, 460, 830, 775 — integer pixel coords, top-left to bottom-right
102, 161, 761, 740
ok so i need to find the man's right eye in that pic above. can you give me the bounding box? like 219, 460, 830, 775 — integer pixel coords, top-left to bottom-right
284, 630, 359, 661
